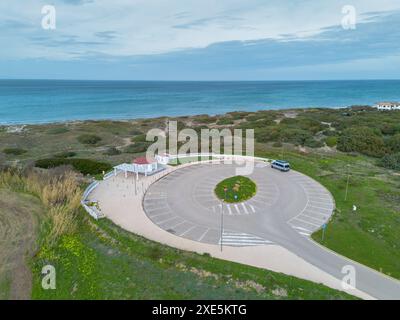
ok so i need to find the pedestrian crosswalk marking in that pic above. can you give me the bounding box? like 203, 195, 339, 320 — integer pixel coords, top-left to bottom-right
241, 203, 249, 214
219, 232, 272, 247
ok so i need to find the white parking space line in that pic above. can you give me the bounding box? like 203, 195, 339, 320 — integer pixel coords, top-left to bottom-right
169, 220, 187, 229
303, 209, 329, 218
227, 205, 232, 215
300, 213, 326, 223
305, 191, 331, 197
293, 217, 321, 227
308, 199, 332, 205
234, 204, 240, 214
241, 203, 249, 214
308, 205, 333, 212
149, 212, 170, 219
179, 225, 197, 236
249, 204, 256, 213
299, 232, 311, 236
198, 228, 210, 242
308, 196, 332, 202
158, 216, 179, 225
292, 226, 312, 232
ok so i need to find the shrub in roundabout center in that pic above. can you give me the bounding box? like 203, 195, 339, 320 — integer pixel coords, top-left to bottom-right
214, 176, 257, 203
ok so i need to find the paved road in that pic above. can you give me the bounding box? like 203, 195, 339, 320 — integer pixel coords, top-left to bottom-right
143, 162, 400, 299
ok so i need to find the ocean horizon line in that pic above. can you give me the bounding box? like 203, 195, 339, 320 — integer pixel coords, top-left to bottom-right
0, 79, 398, 125
1, 78, 400, 82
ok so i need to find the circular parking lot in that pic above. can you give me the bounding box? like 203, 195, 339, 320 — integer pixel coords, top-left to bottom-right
143, 161, 335, 247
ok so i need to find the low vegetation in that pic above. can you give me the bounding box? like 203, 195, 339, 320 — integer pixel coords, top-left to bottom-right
3, 147, 27, 155
0, 169, 82, 245
35, 158, 112, 175
215, 176, 257, 203
77, 134, 102, 145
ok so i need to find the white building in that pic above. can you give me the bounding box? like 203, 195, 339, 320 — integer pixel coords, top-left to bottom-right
155, 153, 170, 165
113, 156, 164, 178
375, 102, 400, 111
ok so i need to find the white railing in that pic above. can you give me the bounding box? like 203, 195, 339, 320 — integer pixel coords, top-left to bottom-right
81, 180, 104, 220
166, 153, 271, 164
103, 170, 115, 180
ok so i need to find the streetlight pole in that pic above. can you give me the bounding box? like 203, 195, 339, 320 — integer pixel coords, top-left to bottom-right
220, 187, 228, 252
220, 202, 224, 252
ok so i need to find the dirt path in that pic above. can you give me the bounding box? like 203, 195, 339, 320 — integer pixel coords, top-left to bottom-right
0, 189, 42, 300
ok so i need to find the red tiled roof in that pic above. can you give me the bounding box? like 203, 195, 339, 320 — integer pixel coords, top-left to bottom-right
133, 157, 155, 165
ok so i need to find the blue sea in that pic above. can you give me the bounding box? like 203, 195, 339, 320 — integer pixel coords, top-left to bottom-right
0, 80, 399, 124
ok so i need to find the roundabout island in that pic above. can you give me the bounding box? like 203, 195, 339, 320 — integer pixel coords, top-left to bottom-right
214, 175, 257, 203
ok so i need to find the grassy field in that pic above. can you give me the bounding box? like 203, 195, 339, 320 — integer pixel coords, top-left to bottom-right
255, 144, 400, 279
30, 213, 356, 300
215, 175, 257, 203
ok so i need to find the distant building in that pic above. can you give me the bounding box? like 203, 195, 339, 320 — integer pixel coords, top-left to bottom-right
375, 102, 400, 111
155, 153, 170, 165
113, 156, 164, 178
132, 157, 159, 176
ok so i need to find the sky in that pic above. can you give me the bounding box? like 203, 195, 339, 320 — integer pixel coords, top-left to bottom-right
0, 0, 400, 80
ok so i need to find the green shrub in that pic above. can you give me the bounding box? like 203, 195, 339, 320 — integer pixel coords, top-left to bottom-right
131, 134, 147, 143
227, 111, 250, 120
35, 158, 112, 175
47, 127, 69, 134
3, 148, 27, 155
337, 127, 387, 157
193, 116, 217, 124
380, 153, 400, 171
77, 134, 102, 145
129, 129, 143, 136
103, 147, 121, 156
124, 142, 151, 154
386, 134, 400, 153
216, 118, 234, 125
281, 128, 313, 146
240, 119, 274, 129
322, 129, 337, 136
325, 136, 338, 147
304, 139, 324, 148
55, 151, 76, 158
255, 126, 281, 143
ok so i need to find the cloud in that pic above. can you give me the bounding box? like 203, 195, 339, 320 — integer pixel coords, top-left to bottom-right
2, 0, 400, 60
94, 31, 118, 40
58, 0, 94, 5
173, 15, 244, 30
1, 0, 400, 79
